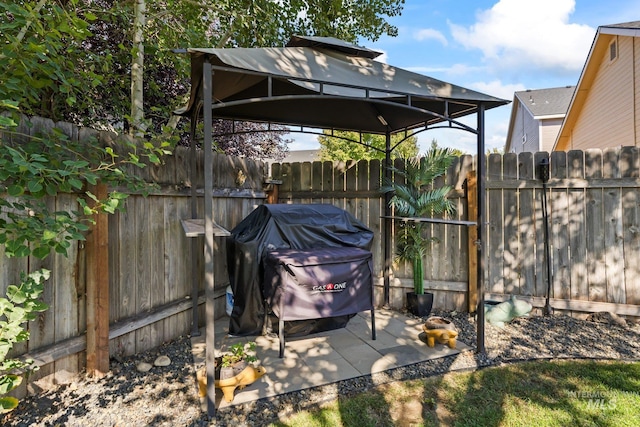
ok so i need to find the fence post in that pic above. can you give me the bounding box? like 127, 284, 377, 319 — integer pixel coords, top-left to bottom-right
85, 183, 110, 377
466, 171, 478, 313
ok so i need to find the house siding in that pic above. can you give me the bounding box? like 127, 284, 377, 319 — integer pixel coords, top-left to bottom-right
570, 36, 636, 150
540, 118, 562, 152
508, 101, 539, 153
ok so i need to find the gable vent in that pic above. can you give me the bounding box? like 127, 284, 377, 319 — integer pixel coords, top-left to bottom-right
610, 39, 617, 62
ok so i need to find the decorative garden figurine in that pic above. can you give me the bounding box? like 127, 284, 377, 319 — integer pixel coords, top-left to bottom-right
485, 295, 533, 328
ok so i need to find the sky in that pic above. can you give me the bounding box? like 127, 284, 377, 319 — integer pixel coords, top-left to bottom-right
288, 0, 640, 155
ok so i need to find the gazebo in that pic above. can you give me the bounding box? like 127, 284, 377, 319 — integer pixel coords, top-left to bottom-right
175, 35, 510, 417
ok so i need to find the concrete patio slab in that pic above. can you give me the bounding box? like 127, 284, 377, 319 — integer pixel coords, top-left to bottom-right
191, 309, 471, 410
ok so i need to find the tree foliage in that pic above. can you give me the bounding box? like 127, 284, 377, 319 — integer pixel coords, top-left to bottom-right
0, 269, 49, 414
318, 130, 419, 161
0, 1, 406, 409
429, 139, 466, 157
1, 0, 405, 158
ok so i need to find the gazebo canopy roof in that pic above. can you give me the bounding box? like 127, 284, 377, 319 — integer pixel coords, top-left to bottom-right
176, 36, 509, 135
181, 36, 508, 418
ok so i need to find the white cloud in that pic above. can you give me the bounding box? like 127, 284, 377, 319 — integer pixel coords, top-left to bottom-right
469, 79, 526, 100
449, 0, 595, 73
413, 28, 448, 46
373, 49, 389, 64
407, 63, 483, 76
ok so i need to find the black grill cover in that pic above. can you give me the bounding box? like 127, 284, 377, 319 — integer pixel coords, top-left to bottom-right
263, 247, 374, 321
227, 204, 374, 335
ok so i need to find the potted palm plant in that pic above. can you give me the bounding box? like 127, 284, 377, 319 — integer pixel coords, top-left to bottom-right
383, 147, 457, 317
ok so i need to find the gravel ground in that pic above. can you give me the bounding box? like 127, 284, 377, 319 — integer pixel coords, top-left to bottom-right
3, 309, 640, 426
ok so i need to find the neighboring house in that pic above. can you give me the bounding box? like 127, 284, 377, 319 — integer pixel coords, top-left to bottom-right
505, 86, 575, 154
279, 149, 320, 163
264, 150, 320, 174
555, 21, 640, 151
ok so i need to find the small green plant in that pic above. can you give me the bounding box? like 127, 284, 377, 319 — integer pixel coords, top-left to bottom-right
221, 341, 257, 368
0, 269, 50, 414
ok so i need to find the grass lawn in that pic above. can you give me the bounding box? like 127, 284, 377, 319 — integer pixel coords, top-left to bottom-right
270, 360, 640, 427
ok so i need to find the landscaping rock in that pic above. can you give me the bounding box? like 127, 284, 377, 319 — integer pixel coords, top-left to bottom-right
5, 311, 640, 427
136, 362, 153, 373
154, 355, 171, 367
586, 311, 628, 328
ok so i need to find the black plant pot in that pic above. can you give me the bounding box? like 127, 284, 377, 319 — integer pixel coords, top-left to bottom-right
406, 292, 434, 317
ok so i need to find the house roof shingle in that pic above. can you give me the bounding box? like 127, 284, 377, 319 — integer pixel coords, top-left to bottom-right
514, 86, 575, 118
601, 21, 640, 30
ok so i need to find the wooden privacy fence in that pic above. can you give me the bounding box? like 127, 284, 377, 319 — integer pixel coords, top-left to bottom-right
1, 116, 269, 395
3, 115, 640, 396
485, 148, 640, 316
271, 147, 640, 318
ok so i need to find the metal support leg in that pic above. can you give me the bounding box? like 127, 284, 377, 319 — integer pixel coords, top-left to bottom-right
371, 309, 376, 340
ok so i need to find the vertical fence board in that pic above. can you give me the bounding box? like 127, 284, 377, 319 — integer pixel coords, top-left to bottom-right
333, 161, 346, 210
621, 147, 640, 304
149, 196, 165, 347
135, 196, 153, 353
114, 196, 137, 356
518, 152, 535, 296
301, 162, 312, 205
567, 150, 588, 301
174, 197, 192, 336
345, 160, 357, 216
502, 153, 519, 294
603, 148, 626, 303
445, 158, 462, 283
584, 150, 606, 301
312, 161, 323, 203
369, 160, 383, 283
487, 153, 504, 294
53, 194, 80, 383
550, 151, 570, 300
291, 162, 302, 204
162, 197, 179, 343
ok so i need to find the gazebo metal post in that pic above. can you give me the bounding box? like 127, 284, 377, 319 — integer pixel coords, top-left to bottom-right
476, 104, 486, 354
203, 58, 217, 418
383, 130, 392, 307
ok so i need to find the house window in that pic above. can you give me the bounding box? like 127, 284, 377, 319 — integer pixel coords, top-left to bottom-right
609, 39, 617, 62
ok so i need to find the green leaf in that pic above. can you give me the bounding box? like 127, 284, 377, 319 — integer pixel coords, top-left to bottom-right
68, 178, 83, 190
42, 229, 57, 241
110, 191, 128, 200
6, 285, 27, 304
45, 183, 58, 196
27, 180, 43, 193
54, 244, 69, 255
0, 116, 17, 128
7, 185, 24, 197
0, 396, 20, 414
14, 245, 31, 258
32, 246, 51, 259
0, 374, 22, 395
29, 301, 49, 312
